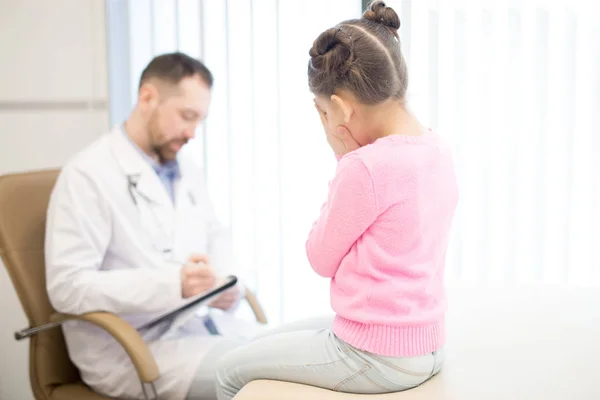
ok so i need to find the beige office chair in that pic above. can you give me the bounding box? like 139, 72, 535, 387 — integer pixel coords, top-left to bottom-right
0, 169, 268, 400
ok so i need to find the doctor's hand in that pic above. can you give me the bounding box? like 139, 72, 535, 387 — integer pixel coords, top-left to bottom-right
208, 279, 240, 311
180, 253, 216, 298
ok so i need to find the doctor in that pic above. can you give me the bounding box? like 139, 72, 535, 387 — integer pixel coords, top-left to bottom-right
45, 52, 256, 400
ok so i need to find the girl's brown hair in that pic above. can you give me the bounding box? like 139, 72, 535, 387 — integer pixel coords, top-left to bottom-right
308, 1, 407, 105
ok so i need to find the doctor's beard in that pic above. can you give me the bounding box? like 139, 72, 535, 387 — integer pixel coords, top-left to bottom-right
147, 115, 188, 163
152, 139, 187, 163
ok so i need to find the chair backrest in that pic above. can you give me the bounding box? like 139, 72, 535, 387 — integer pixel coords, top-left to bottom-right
0, 169, 81, 400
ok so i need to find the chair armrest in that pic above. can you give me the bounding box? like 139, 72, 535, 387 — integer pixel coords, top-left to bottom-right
51, 312, 159, 383
244, 287, 268, 325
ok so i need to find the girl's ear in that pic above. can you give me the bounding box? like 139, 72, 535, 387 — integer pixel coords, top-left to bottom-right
330, 94, 353, 124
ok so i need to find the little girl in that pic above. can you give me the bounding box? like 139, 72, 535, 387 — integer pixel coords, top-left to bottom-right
215, 2, 458, 398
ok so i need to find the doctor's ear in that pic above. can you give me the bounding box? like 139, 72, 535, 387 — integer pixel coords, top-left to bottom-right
138, 83, 159, 111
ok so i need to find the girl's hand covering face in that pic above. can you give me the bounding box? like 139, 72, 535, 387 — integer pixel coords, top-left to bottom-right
314, 100, 360, 156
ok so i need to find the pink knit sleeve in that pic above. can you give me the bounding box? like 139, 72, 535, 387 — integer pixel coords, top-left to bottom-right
306, 155, 378, 278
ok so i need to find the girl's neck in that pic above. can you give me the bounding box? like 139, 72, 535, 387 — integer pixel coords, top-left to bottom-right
364, 100, 425, 142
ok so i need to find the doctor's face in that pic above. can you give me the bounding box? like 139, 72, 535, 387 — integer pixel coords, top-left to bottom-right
146, 76, 211, 162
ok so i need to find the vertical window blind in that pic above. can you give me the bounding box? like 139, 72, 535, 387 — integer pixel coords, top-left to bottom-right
107, 0, 599, 323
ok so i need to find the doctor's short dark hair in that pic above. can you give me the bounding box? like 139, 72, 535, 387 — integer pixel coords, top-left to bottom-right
138, 52, 214, 90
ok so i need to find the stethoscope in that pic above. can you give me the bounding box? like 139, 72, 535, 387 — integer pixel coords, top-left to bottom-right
126, 173, 176, 260
127, 173, 197, 207
125, 172, 199, 261
127, 174, 143, 205
111, 126, 198, 261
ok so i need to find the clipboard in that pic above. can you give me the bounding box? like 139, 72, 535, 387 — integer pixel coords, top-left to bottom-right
136, 275, 238, 332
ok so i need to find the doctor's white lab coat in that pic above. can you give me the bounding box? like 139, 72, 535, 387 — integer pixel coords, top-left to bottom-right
45, 127, 250, 400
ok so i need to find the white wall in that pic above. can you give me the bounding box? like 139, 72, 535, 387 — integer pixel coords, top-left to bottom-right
0, 1, 109, 398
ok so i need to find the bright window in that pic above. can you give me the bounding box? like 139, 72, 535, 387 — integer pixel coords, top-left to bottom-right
107, 0, 600, 324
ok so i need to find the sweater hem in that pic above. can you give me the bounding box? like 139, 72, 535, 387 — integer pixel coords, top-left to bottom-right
332, 315, 445, 357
